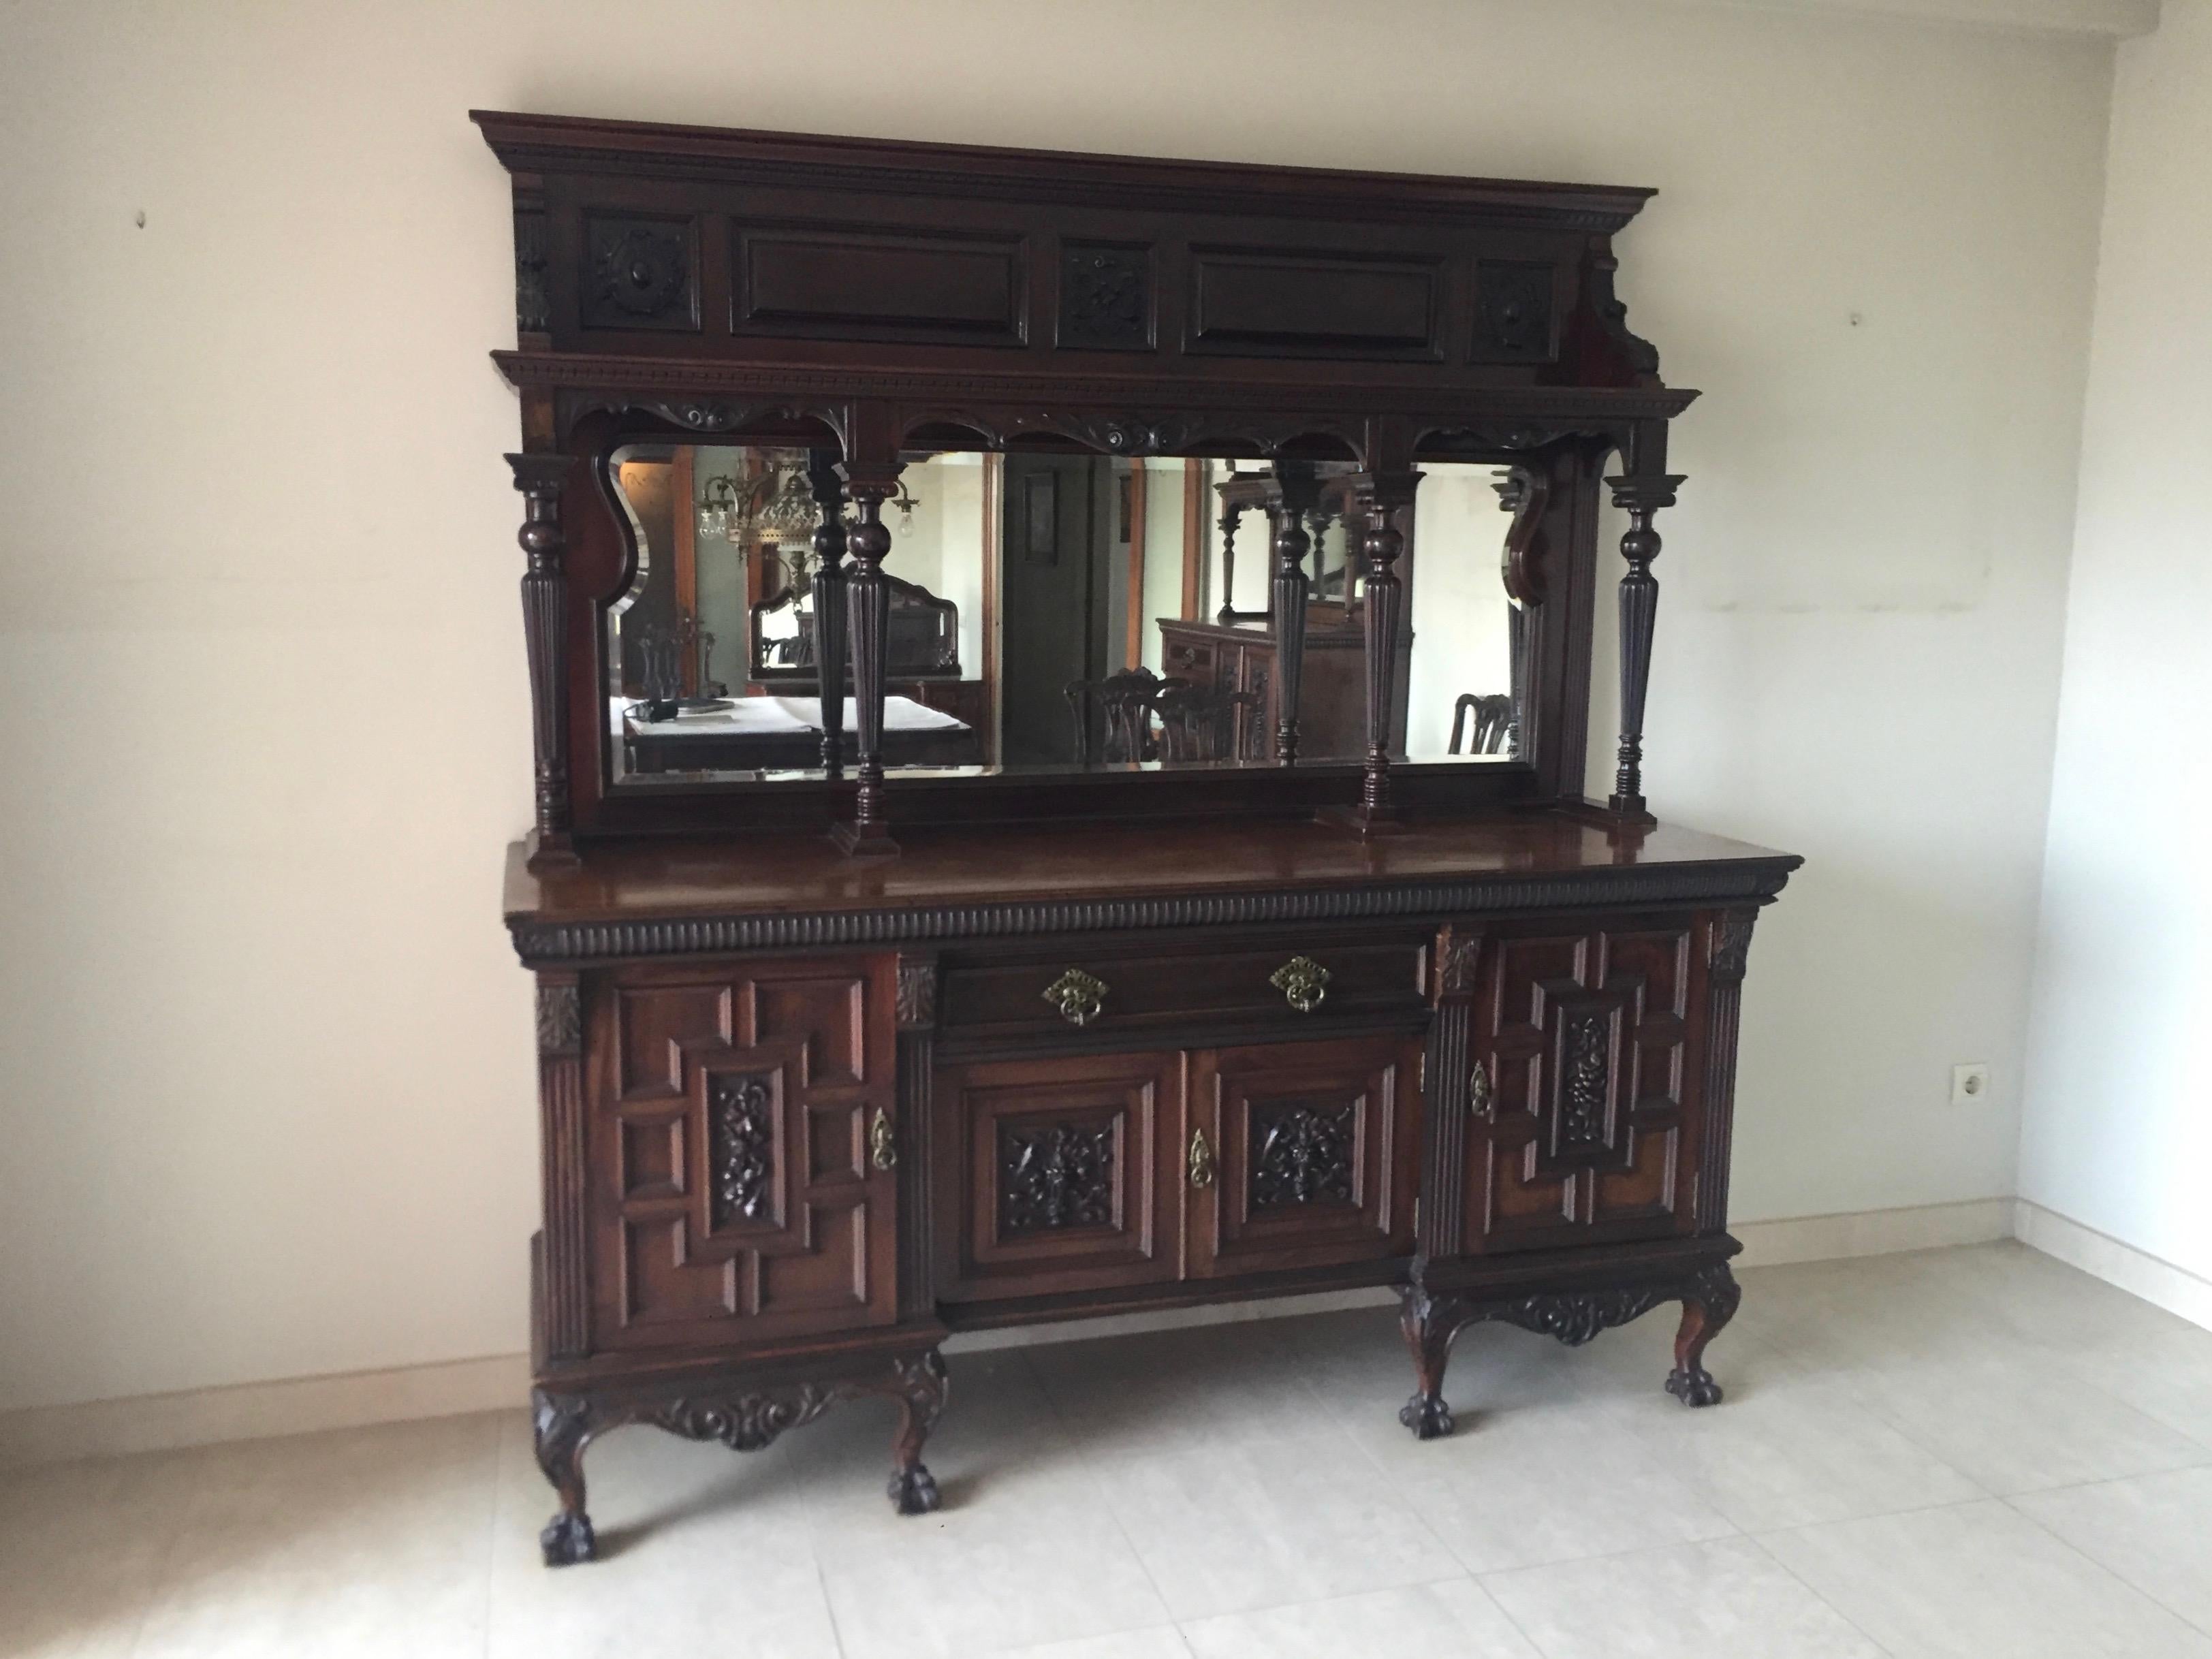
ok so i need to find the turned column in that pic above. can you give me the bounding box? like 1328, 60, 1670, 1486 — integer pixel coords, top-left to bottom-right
805, 452, 850, 775
1265, 461, 1322, 763
1351, 469, 1420, 825
507, 453, 578, 868
1605, 469, 1685, 823
1216, 496, 1244, 622
832, 463, 904, 855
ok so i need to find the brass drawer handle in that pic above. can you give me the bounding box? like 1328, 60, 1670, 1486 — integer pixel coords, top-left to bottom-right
1269, 955, 1331, 1013
1188, 1126, 1215, 1189
870, 1108, 898, 1171
1470, 1059, 1492, 1118
1043, 968, 1109, 1027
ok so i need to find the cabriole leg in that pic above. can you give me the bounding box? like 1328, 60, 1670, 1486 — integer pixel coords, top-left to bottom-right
883, 1349, 947, 1515
532, 1388, 599, 1566
1665, 1263, 1742, 1407
1397, 1287, 1476, 1439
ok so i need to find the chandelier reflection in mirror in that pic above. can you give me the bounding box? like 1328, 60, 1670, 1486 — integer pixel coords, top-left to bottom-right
697, 452, 921, 548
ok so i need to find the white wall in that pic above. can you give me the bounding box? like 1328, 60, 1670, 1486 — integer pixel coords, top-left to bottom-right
2019, 0, 2212, 1284
0, 0, 2116, 1413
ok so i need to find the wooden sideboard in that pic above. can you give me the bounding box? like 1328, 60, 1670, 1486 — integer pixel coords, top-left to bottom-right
511, 816, 1794, 1562
475, 109, 1801, 1565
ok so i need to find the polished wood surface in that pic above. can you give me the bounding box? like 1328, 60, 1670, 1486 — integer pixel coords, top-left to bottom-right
507, 811, 1795, 929
486, 110, 1798, 1566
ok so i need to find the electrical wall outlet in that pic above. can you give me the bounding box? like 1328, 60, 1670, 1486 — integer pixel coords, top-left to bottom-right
1950, 1062, 1991, 1107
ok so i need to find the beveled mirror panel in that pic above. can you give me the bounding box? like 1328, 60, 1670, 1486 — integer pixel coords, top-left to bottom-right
603, 446, 1525, 788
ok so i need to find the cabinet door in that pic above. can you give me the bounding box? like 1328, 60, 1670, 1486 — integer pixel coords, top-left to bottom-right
1463, 921, 1701, 1254
1190, 1033, 1420, 1278
936, 1049, 1185, 1304
587, 956, 899, 1349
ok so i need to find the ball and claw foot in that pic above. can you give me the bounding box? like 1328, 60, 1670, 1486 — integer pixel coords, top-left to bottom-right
889, 1462, 941, 1516
1665, 1365, 1724, 1408
1399, 1391, 1455, 1440
540, 1511, 596, 1566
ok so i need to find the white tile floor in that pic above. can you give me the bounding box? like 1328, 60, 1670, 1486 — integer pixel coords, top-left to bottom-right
10, 1242, 2212, 1658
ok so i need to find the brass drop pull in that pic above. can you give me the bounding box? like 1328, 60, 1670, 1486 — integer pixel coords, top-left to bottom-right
1188, 1126, 1215, 1189
1269, 955, 1331, 1013
1043, 968, 1109, 1027
1469, 1059, 1493, 1118
870, 1108, 898, 1171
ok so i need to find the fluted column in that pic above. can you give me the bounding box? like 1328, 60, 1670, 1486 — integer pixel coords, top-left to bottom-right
1266, 461, 1322, 764
832, 463, 904, 855
805, 452, 850, 775
507, 452, 578, 867
1605, 471, 1685, 823
1353, 469, 1420, 825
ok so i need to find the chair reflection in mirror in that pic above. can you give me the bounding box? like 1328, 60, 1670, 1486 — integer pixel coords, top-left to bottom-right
1065, 667, 1258, 765
1449, 693, 1514, 756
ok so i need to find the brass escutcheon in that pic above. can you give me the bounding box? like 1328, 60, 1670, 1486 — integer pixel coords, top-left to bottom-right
1043, 968, 1109, 1027
1188, 1125, 1215, 1189
1469, 1058, 1493, 1117
1269, 955, 1331, 1013
870, 1107, 898, 1171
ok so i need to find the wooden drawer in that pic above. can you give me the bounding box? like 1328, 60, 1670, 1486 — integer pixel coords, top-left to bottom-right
938, 929, 1427, 1044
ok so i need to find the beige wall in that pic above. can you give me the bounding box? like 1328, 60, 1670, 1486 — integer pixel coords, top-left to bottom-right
2021, 0, 2212, 1283
0, 0, 2115, 1412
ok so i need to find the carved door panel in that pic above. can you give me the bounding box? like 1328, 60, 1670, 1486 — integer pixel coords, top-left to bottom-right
586, 956, 899, 1350
1189, 1033, 1420, 1278
1462, 921, 1701, 1254
935, 1049, 1185, 1303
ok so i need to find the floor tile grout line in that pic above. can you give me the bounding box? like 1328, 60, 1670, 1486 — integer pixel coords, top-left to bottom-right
1996, 1483, 2212, 1641
1739, 1521, 1912, 1659
1007, 1340, 1186, 1641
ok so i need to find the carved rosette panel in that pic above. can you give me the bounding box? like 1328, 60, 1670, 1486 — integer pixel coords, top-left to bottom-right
999, 1122, 1116, 1234
514, 207, 550, 334
1060, 244, 1152, 349
536, 983, 582, 1056
1560, 1009, 1613, 1148
1250, 1102, 1356, 1209
708, 1071, 776, 1225
1472, 260, 1556, 362
896, 958, 939, 1030
582, 215, 696, 330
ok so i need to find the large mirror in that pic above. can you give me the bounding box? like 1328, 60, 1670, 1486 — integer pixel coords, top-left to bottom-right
603, 446, 1521, 786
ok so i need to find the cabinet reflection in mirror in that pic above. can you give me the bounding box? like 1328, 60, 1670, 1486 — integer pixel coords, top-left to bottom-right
605, 445, 1521, 785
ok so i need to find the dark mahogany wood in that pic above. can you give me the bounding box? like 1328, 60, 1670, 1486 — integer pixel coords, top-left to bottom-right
484, 112, 1801, 1562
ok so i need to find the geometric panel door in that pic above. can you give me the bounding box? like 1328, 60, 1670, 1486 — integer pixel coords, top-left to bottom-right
1462, 921, 1701, 1254
1189, 1033, 1421, 1279
934, 1048, 1184, 1304
586, 955, 898, 1348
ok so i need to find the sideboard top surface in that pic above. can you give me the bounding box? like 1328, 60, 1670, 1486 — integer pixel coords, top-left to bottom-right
505, 811, 1799, 934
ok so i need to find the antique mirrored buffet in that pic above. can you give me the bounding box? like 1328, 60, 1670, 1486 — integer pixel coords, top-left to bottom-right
481, 109, 1801, 1566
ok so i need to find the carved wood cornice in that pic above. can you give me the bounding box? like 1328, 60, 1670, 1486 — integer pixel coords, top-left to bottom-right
471, 110, 1658, 233
507, 861, 1799, 965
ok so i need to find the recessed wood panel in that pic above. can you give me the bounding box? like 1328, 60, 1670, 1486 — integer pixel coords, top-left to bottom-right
936, 1049, 1184, 1302
1465, 921, 1697, 1254
735, 225, 1026, 345
588, 958, 898, 1350
1190, 1033, 1420, 1278
1188, 247, 1442, 360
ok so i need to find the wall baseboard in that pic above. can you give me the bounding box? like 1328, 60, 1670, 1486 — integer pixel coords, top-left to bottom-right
0, 1353, 529, 1474
2013, 1199, 2212, 1333
0, 1195, 2155, 1472
1732, 1197, 2015, 1266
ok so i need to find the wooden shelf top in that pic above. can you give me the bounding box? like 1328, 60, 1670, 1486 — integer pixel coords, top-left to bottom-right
506, 810, 1799, 941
